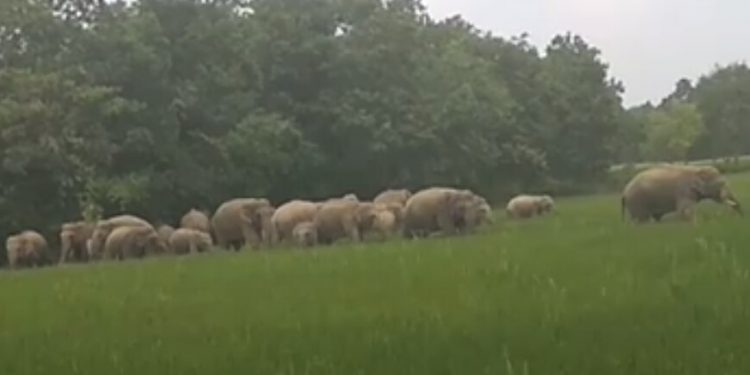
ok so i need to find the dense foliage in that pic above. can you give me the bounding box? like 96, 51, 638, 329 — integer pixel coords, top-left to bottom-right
0, 0, 628, 242
621, 63, 750, 164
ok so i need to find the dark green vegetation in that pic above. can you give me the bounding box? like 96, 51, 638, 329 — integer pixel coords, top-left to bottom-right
3, 0, 747, 257
2, 173, 750, 374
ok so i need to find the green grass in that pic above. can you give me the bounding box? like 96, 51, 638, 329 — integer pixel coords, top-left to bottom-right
4, 175, 750, 374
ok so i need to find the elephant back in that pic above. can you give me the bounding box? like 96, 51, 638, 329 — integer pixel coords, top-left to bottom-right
180, 209, 211, 233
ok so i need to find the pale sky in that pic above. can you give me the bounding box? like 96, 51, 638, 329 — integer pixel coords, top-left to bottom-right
422, 0, 750, 107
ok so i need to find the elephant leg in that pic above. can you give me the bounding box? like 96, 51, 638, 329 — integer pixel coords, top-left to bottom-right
651, 213, 664, 222
343, 221, 361, 242
240, 224, 261, 250
436, 213, 457, 236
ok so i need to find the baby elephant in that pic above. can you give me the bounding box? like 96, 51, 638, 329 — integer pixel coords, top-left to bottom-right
6, 230, 49, 269
103, 226, 166, 261
292, 222, 318, 248
169, 228, 213, 255
506, 195, 555, 219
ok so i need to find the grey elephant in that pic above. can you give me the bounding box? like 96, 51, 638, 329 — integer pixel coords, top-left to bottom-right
506, 195, 555, 219
373, 189, 412, 207
59, 221, 95, 263
156, 225, 176, 246
313, 200, 379, 244
459, 194, 493, 232
6, 230, 49, 269
370, 203, 405, 240
292, 221, 318, 248
271, 200, 321, 244
211, 198, 274, 250
169, 228, 213, 255
622, 165, 741, 223
103, 225, 166, 261
403, 187, 490, 238
180, 209, 211, 234
88, 215, 153, 260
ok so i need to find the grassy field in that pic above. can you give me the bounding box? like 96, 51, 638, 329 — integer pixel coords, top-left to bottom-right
3, 175, 750, 374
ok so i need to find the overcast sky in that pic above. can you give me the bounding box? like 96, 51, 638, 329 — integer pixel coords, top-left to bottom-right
422, 0, 750, 107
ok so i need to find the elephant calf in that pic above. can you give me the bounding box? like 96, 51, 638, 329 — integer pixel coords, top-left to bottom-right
169, 228, 213, 255
506, 195, 555, 220
59, 221, 95, 264
6, 231, 49, 269
180, 209, 211, 234
103, 226, 166, 261
292, 222, 318, 248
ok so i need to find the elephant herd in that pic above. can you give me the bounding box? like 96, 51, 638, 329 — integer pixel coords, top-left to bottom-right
4, 164, 742, 271
4, 187, 502, 270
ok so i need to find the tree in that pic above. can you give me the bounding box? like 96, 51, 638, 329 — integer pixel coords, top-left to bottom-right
689, 63, 750, 160
642, 103, 704, 162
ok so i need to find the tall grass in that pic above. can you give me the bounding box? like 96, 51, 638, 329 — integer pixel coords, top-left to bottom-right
2, 175, 750, 374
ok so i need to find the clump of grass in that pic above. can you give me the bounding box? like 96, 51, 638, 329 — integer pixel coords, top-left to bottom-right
2, 175, 750, 374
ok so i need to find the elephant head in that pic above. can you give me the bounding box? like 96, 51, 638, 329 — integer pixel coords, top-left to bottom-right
355, 202, 379, 232
536, 195, 555, 214
238, 199, 274, 248
691, 166, 742, 215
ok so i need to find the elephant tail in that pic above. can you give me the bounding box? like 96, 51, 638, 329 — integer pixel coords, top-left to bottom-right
620, 196, 626, 221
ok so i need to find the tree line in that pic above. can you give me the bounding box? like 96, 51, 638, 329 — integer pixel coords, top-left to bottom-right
619, 64, 750, 164
0, 0, 746, 251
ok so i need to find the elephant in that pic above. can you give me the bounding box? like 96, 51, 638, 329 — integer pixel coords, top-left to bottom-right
211, 198, 274, 250
88, 215, 153, 260
271, 200, 321, 244
313, 200, 379, 244
370, 203, 405, 239
506, 195, 555, 219
342, 193, 359, 202
292, 222, 318, 248
6, 230, 49, 269
103, 225, 166, 261
156, 225, 176, 246
169, 228, 213, 255
59, 221, 95, 264
622, 165, 742, 223
180, 209, 211, 234
459, 194, 494, 232
403, 187, 490, 238
373, 189, 412, 207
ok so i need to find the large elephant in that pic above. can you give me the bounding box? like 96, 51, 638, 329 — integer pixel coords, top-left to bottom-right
169, 228, 213, 255
271, 200, 321, 244
88, 215, 153, 260
180, 209, 211, 234
506, 195, 555, 219
373, 189, 412, 207
211, 198, 274, 250
59, 221, 95, 264
622, 165, 742, 223
103, 225, 166, 261
313, 200, 379, 244
403, 187, 490, 237
6, 230, 49, 269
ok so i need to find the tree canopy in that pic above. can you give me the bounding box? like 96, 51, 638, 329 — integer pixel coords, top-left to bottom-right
6, 0, 744, 250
